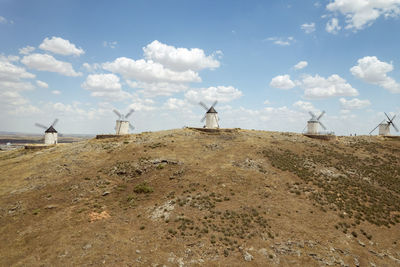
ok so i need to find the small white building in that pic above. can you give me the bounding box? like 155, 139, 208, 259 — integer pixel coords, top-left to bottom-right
205, 106, 219, 129
307, 121, 319, 134
378, 123, 390, 136
115, 120, 130, 135
45, 126, 58, 145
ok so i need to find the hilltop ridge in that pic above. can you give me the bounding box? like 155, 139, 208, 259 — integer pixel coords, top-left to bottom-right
0, 128, 399, 266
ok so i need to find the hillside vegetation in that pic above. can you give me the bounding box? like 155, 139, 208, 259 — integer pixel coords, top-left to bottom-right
0, 128, 399, 266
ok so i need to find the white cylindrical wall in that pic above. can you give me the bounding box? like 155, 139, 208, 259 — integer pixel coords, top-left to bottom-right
307, 122, 318, 134
116, 120, 130, 135
379, 124, 390, 135
206, 113, 219, 129
45, 132, 57, 145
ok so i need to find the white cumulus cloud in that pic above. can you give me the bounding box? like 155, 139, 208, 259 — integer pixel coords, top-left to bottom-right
0, 58, 35, 92
326, 18, 341, 34
294, 61, 308, 70
326, 0, 400, 31
0, 90, 39, 115
266, 36, 295, 46
0, 59, 35, 82
143, 40, 220, 71
82, 62, 101, 72
127, 80, 188, 97
39, 36, 84, 56
164, 98, 187, 110
350, 56, 400, 93
19, 46, 35, 55
129, 97, 156, 111
339, 98, 371, 110
82, 73, 131, 101
301, 23, 316, 34
270, 74, 295, 90
52, 90, 61, 95
185, 86, 243, 103
36, 80, 48, 88
21, 53, 82, 77
0, 57, 39, 114
293, 100, 318, 112
102, 57, 201, 83
301, 74, 358, 99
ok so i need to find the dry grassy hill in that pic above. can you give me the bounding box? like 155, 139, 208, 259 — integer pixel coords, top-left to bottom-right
0, 128, 399, 266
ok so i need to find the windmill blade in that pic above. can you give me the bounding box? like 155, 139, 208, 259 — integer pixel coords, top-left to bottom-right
129, 124, 135, 130
125, 109, 135, 119
51, 118, 59, 127
309, 111, 316, 119
211, 100, 218, 108
392, 122, 399, 132
317, 111, 326, 121
390, 114, 397, 122
384, 112, 391, 122
199, 101, 209, 110
200, 114, 206, 122
35, 123, 48, 130
369, 124, 380, 135
113, 109, 122, 119
318, 121, 327, 130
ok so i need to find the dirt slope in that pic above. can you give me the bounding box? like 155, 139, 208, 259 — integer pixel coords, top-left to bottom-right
0, 128, 399, 266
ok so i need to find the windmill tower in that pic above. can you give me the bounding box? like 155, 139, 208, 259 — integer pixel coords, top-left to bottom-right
113, 109, 135, 135
199, 101, 219, 129
306, 111, 326, 134
35, 119, 59, 145
369, 112, 399, 136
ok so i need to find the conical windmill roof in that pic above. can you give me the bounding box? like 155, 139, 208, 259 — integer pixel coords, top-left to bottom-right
207, 106, 217, 113
45, 125, 57, 133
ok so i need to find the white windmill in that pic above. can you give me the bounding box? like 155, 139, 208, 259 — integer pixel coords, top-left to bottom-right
306, 111, 327, 134
113, 109, 135, 135
199, 100, 219, 129
369, 112, 399, 136
35, 119, 59, 145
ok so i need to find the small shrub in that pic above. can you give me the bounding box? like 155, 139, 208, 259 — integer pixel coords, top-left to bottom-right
156, 164, 164, 170
134, 183, 153, 194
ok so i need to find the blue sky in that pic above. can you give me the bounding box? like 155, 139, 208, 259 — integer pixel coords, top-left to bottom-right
1, 0, 399, 135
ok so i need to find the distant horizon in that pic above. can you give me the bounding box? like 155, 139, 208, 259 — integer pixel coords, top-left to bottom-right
0, 127, 398, 137
1, 1, 399, 136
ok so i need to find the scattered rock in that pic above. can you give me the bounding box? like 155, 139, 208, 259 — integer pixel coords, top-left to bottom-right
243, 251, 254, 262
358, 240, 365, 247
102, 191, 110, 196
388, 254, 400, 264
354, 257, 360, 267
82, 243, 92, 250
89, 211, 110, 222
150, 200, 175, 221
150, 158, 180, 165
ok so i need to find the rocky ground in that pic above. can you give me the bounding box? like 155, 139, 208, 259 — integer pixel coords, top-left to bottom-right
0, 128, 399, 266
